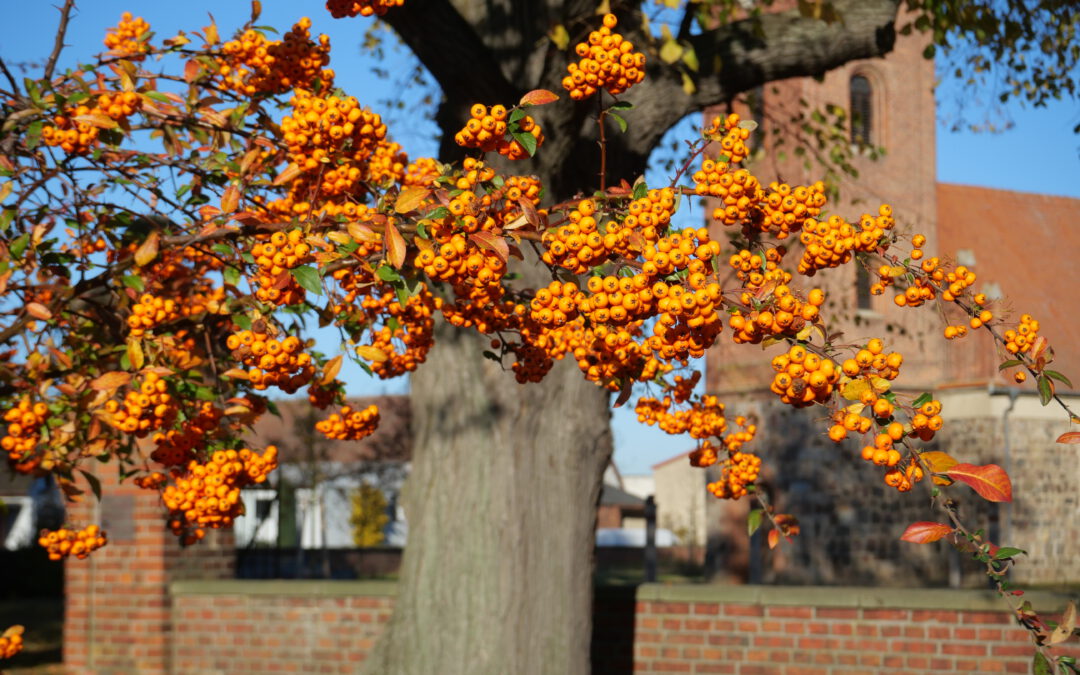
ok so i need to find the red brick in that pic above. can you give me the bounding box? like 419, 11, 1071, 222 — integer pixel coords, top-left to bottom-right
943, 643, 987, 656
815, 607, 857, 620
863, 609, 908, 621
766, 606, 812, 619
694, 604, 721, 616
724, 604, 764, 617
651, 660, 692, 672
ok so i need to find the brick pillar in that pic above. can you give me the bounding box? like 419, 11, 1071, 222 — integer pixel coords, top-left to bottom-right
64, 463, 234, 674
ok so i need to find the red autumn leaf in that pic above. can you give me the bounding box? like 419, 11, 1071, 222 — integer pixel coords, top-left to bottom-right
384, 220, 407, 269
899, 521, 954, 544
1056, 431, 1080, 444
767, 529, 780, 550
469, 231, 509, 263
517, 198, 543, 229
519, 89, 559, 106
946, 463, 1013, 503
183, 59, 201, 83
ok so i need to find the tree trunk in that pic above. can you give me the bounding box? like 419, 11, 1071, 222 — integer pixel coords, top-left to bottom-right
364, 321, 613, 675
366, 2, 905, 672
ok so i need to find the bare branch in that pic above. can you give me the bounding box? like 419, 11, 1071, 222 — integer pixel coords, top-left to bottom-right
45, 0, 77, 82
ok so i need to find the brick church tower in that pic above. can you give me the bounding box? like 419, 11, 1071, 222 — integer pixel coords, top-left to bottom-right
701, 25, 1080, 586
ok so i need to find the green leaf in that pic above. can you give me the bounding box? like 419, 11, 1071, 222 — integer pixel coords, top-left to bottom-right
998, 359, 1023, 371
145, 91, 171, 103
426, 206, 450, 221
223, 266, 240, 287
509, 108, 526, 124
9, 233, 29, 258
993, 547, 1026, 560
121, 274, 145, 292
513, 131, 538, 157
195, 386, 216, 402
1033, 651, 1051, 675
911, 392, 933, 408
376, 265, 400, 282
482, 350, 501, 362
748, 509, 763, 536
632, 181, 648, 201
609, 101, 634, 111
1045, 370, 1073, 389
291, 265, 323, 296
79, 469, 102, 501
1037, 375, 1053, 406
212, 243, 233, 257
608, 112, 628, 133
231, 313, 252, 331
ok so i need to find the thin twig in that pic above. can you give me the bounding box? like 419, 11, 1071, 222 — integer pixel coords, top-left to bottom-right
44, 0, 77, 82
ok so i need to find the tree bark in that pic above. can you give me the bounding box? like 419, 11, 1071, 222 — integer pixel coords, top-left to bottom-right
367, 2, 904, 673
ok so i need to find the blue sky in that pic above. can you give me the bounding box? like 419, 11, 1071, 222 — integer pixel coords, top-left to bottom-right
3, 3, 1077, 475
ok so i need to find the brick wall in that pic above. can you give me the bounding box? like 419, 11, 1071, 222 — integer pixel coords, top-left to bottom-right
155, 581, 1077, 675
64, 463, 234, 675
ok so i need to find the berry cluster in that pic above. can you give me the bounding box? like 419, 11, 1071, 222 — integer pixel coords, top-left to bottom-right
217, 19, 333, 97
769, 344, 840, 408
796, 204, 894, 276
103, 12, 151, 57
326, 0, 404, 18
127, 293, 180, 338
103, 371, 177, 437
884, 458, 925, 492
162, 446, 278, 544
1004, 314, 1041, 354
702, 113, 752, 164
2, 397, 47, 469
38, 524, 107, 561
226, 329, 314, 393
635, 393, 728, 440
251, 229, 313, 306
707, 451, 762, 499
0, 625, 23, 660
149, 402, 223, 467
315, 404, 381, 441
729, 285, 824, 345
41, 91, 140, 154
454, 104, 544, 159
757, 181, 827, 240
561, 14, 645, 100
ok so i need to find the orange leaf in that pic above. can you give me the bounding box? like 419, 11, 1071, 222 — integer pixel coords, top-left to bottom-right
183, 59, 201, 83
134, 232, 160, 267
384, 220, 406, 269
220, 185, 240, 214
519, 89, 560, 106
469, 231, 509, 263
25, 302, 52, 320
1056, 431, 1080, 444
919, 450, 959, 474
899, 521, 953, 544
272, 163, 302, 187
767, 529, 779, 550
517, 198, 543, 229
394, 186, 430, 214
946, 463, 1013, 503
222, 368, 250, 380
90, 371, 131, 391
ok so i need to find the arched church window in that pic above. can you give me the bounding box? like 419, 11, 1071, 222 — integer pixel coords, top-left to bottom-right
850, 74, 872, 145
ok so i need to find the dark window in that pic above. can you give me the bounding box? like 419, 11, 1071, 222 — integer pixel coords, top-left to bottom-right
850, 75, 872, 145
856, 264, 872, 310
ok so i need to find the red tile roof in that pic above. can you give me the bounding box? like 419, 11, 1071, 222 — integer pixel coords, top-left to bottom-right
937, 183, 1080, 385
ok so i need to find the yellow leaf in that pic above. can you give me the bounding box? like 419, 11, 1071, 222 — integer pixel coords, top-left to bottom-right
347, 221, 379, 243
840, 377, 871, 401
595, 0, 611, 15
134, 232, 160, 267
127, 338, 144, 370
356, 345, 389, 362
681, 71, 697, 95
919, 450, 959, 474
326, 231, 352, 245
0, 181, 11, 202
321, 355, 343, 385
72, 113, 118, 129
394, 186, 430, 214
660, 39, 683, 65
869, 376, 892, 394
549, 24, 569, 50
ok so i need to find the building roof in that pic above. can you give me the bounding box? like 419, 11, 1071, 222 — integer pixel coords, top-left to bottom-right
246, 395, 411, 466
651, 449, 693, 472
937, 183, 1080, 384
600, 484, 646, 508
